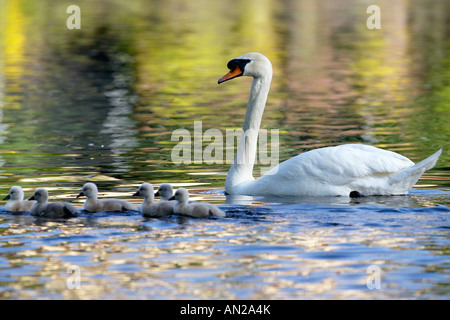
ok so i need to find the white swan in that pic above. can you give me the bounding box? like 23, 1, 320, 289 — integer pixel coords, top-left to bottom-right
173, 188, 226, 218
29, 188, 80, 218
3, 186, 36, 212
133, 183, 174, 217
154, 183, 174, 200
218, 52, 442, 197
77, 182, 137, 213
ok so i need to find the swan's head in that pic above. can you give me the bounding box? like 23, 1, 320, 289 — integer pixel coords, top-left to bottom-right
155, 183, 173, 200
133, 182, 154, 199
29, 188, 49, 203
218, 52, 272, 84
3, 186, 25, 201
174, 187, 189, 203
77, 182, 98, 199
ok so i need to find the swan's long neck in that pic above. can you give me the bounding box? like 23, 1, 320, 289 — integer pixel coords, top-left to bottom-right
226, 75, 271, 191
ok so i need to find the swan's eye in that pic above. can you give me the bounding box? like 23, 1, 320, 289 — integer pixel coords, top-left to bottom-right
227, 59, 251, 73
227, 60, 237, 71
219, 59, 251, 84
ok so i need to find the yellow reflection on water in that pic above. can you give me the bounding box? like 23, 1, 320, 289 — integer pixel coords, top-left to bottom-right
0, 0, 27, 111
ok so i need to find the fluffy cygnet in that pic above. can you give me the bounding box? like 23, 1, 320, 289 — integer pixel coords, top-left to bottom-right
173, 188, 226, 218
3, 186, 36, 212
29, 188, 80, 218
77, 182, 137, 213
132, 183, 175, 217
154, 183, 174, 201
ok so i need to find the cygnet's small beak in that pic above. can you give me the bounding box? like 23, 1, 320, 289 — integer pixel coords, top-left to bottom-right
28, 195, 36, 201
168, 195, 176, 201
3, 195, 10, 201
218, 65, 243, 84
76, 191, 84, 198
132, 190, 141, 197
154, 191, 160, 197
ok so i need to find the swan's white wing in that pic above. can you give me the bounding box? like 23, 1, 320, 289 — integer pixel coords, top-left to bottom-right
307, 144, 413, 184
254, 144, 414, 195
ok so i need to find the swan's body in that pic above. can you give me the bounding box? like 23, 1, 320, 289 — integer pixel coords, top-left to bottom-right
77, 182, 137, 213
133, 183, 174, 217
173, 188, 226, 218
29, 188, 79, 218
219, 52, 442, 197
155, 183, 174, 201
3, 186, 36, 212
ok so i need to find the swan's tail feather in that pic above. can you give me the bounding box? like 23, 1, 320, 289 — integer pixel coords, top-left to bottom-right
390, 149, 442, 193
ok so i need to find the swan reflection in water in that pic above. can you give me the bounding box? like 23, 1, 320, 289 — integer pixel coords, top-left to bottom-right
224, 192, 428, 208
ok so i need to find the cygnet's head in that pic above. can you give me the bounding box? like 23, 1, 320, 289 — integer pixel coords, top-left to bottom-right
218, 52, 272, 84
155, 183, 173, 200
174, 188, 189, 203
77, 182, 98, 199
133, 183, 154, 199
29, 188, 49, 203
3, 186, 25, 201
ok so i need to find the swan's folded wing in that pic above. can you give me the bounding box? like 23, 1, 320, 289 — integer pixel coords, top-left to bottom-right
270, 144, 414, 185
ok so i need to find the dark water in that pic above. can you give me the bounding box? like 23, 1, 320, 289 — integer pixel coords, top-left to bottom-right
0, 0, 449, 299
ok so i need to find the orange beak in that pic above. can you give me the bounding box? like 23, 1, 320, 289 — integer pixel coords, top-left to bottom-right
218, 65, 243, 84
